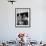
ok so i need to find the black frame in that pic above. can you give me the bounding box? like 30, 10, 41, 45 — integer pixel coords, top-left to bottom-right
15, 8, 31, 28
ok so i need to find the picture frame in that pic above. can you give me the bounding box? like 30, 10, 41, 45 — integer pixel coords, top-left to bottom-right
15, 8, 31, 28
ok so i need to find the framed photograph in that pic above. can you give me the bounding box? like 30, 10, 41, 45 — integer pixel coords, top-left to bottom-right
15, 8, 31, 28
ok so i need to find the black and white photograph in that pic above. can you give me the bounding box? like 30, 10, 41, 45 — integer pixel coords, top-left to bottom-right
15, 8, 31, 27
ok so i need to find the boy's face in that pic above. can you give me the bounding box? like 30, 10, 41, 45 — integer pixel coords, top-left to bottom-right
17, 14, 22, 21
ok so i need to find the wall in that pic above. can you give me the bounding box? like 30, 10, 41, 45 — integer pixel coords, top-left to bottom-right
0, 0, 46, 42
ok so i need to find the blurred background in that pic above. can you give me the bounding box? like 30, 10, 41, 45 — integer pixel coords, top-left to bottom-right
0, 0, 46, 46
